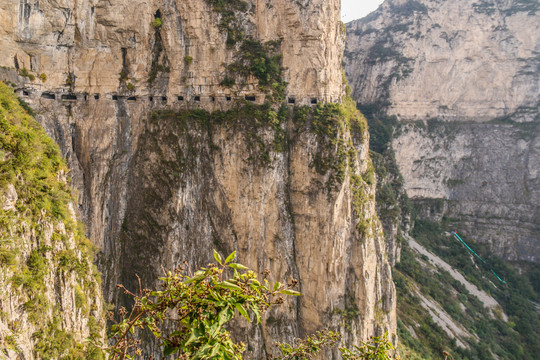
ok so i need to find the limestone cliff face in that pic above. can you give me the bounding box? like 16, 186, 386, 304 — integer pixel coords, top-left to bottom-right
1, 0, 397, 357
1, 0, 343, 105
345, 0, 540, 262
345, 0, 539, 122
115, 104, 396, 356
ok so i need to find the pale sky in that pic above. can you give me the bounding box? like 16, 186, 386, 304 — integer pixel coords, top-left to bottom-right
341, 0, 385, 23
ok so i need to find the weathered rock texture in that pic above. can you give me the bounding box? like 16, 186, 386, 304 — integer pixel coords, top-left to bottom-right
0, 0, 397, 357
0, 81, 104, 359
0, 206, 104, 359
345, 0, 540, 262
6, 88, 397, 358
114, 105, 396, 356
1, 0, 343, 105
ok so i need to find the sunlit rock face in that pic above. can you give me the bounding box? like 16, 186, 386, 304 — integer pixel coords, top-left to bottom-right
0, 0, 397, 357
1, 0, 343, 104
345, 0, 540, 262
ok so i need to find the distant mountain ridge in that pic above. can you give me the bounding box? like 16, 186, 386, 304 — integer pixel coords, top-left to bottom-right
345, 0, 540, 262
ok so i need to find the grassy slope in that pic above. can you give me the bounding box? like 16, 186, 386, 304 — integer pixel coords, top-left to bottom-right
395, 220, 540, 360
0, 81, 104, 359
362, 99, 540, 359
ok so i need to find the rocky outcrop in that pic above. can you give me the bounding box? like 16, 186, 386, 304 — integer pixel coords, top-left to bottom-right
0, 0, 397, 357
394, 121, 540, 261
345, 0, 539, 122
1, 0, 343, 105
115, 102, 396, 357
344, 0, 540, 262
0, 81, 104, 359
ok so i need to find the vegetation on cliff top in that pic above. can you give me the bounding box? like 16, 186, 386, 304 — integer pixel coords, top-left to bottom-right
141, 91, 367, 175
0, 81, 104, 358
203, 0, 287, 101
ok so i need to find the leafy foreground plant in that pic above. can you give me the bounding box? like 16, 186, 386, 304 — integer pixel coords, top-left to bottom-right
104, 250, 396, 359
277, 331, 396, 360
339, 333, 396, 360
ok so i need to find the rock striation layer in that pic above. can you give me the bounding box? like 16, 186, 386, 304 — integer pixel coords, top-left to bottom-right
1, 0, 343, 106
345, 0, 540, 262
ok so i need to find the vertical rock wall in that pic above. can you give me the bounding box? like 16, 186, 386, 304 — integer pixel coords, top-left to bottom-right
1, 0, 343, 104
115, 105, 396, 356
0, 0, 398, 357
344, 0, 540, 262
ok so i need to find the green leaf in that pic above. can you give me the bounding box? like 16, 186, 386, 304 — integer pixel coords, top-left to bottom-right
280, 289, 301, 296
228, 263, 248, 270
213, 249, 222, 265
218, 307, 234, 326
185, 330, 201, 347
169, 330, 184, 337
193, 327, 203, 338
250, 283, 262, 296
216, 281, 243, 291
194, 342, 212, 358
234, 303, 250, 321
184, 273, 207, 284
210, 343, 221, 358
225, 251, 237, 264
163, 343, 179, 356
208, 321, 220, 337
273, 281, 282, 291
210, 290, 226, 302
251, 304, 261, 323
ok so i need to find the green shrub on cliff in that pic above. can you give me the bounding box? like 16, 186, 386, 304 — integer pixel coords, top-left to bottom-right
107, 250, 303, 359
152, 17, 162, 29
106, 250, 396, 359
0, 83, 68, 220
0, 81, 104, 359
